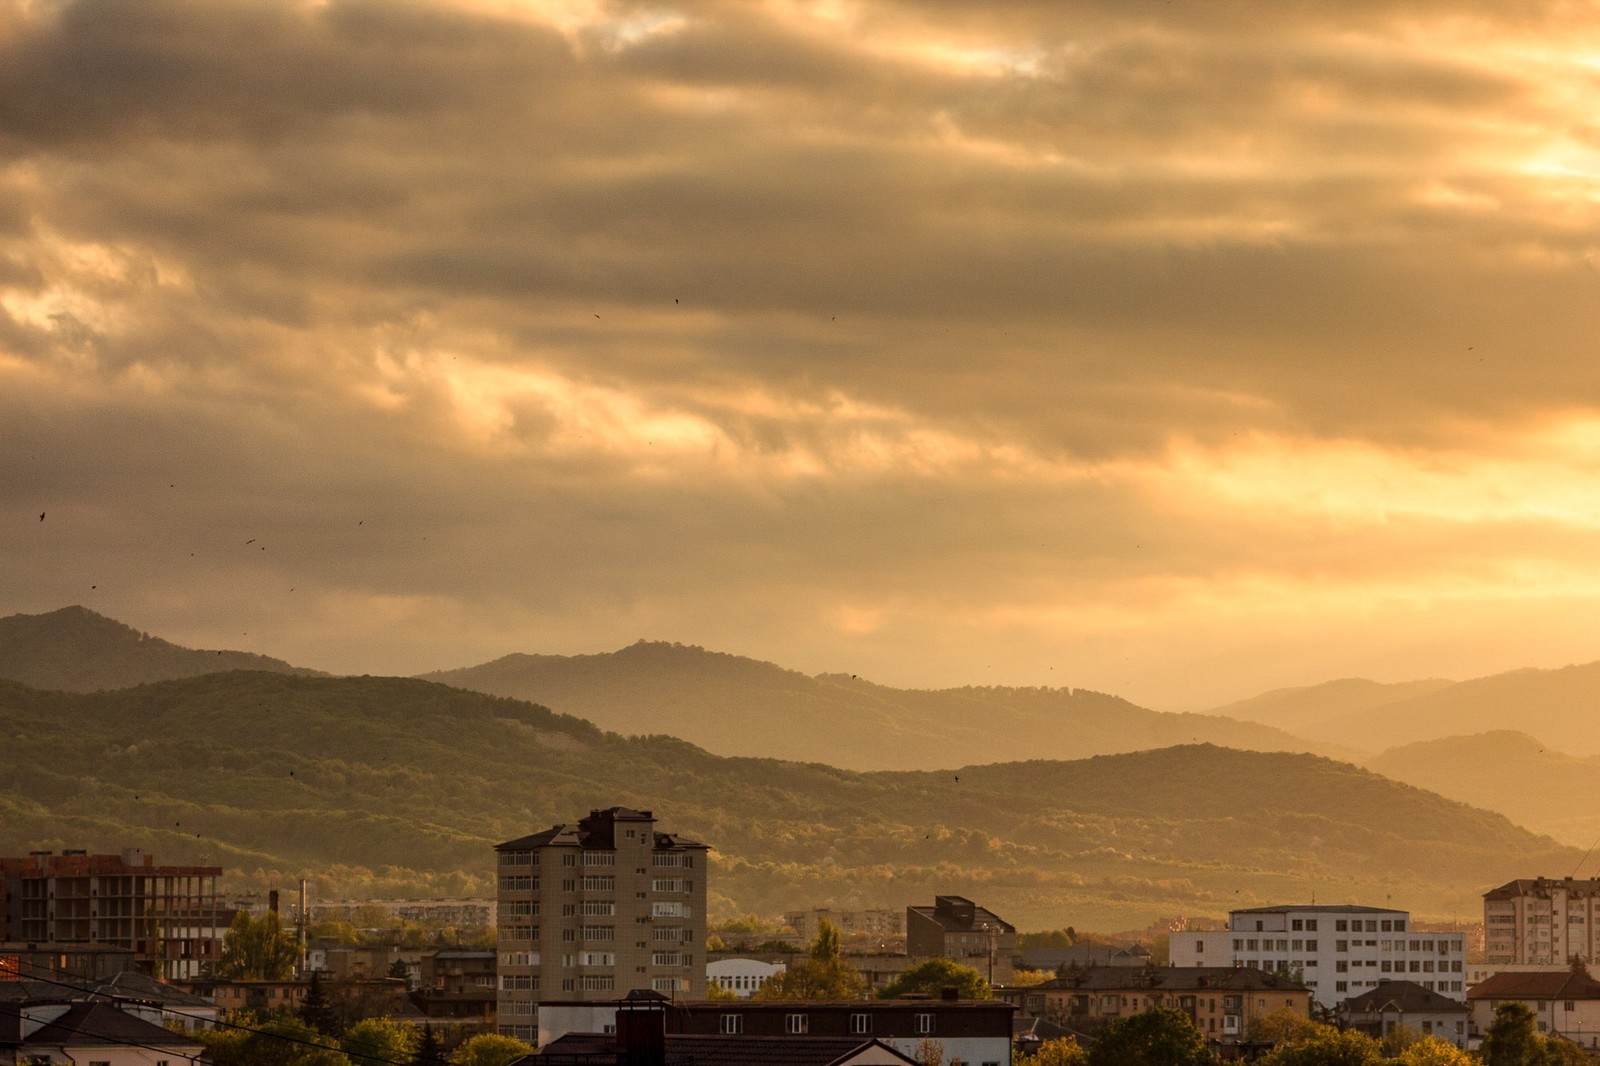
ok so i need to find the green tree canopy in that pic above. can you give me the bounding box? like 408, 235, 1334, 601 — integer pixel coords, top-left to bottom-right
299, 971, 338, 1036
1086, 1007, 1217, 1066
1257, 1027, 1382, 1066
1247, 1007, 1325, 1047
754, 919, 867, 1000
217, 911, 301, 980
1483, 1002, 1544, 1066
878, 958, 991, 1000
1025, 1036, 1089, 1066
198, 1015, 350, 1066
340, 1018, 417, 1066
1396, 1037, 1483, 1066
446, 1034, 535, 1066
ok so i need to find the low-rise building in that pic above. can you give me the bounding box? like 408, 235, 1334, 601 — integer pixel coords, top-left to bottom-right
413, 949, 496, 1023
0, 1000, 206, 1066
1339, 980, 1469, 1047
537, 994, 1014, 1066
706, 957, 786, 998
1467, 969, 1600, 1050
907, 897, 1015, 986
785, 909, 905, 939
1169, 905, 1466, 1007
1013, 966, 1309, 1047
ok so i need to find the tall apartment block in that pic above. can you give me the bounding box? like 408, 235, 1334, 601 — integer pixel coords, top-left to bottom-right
1169, 905, 1466, 1008
0, 849, 224, 980
1484, 877, 1600, 965
494, 807, 708, 1041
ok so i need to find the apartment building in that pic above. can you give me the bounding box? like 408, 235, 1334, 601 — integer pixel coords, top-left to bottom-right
1168, 905, 1466, 1008
1013, 966, 1308, 1045
0, 850, 223, 980
494, 807, 708, 1041
906, 896, 1015, 985
1483, 877, 1600, 965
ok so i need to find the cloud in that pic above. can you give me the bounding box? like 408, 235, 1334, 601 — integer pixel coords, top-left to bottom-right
5, 0, 1600, 708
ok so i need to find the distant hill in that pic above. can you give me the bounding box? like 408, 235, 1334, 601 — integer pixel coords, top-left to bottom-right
419, 642, 1341, 771
1205, 678, 1455, 746
1301, 662, 1600, 755
0, 671, 1572, 928
0, 607, 321, 692
1368, 731, 1600, 850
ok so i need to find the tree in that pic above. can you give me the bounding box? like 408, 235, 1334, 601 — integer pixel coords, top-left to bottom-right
340, 1018, 417, 1066
1381, 1022, 1423, 1057
1257, 1028, 1382, 1066
446, 1035, 534, 1066
1247, 1007, 1325, 1047
1483, 1002, 1544, 1066
299, 971, 338, 1036
1025, 1037, 1089, 1066
912, 1036, 946, 1066
754, 919, 867, 1000
1542, 1039, 1587, 1066
878, 958, 991, 1000
217, 910, 300, 980
1396, 1037, 1483, 1066
413, 1024, 445, 1066
1086, 1007, 1217, 1066
199, 1015, 351, 1066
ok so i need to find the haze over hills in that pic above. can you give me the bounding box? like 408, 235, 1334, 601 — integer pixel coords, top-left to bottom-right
1205, 678, 1456, 745
0, 670, 1568, 929
1369, 731, 1600, 851
0, 606, 321, 692
417, 642, 1345, 771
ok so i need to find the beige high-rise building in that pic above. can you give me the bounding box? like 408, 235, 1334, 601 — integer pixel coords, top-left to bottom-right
1484, 877, 1600, 965
494, 807, 707, 1041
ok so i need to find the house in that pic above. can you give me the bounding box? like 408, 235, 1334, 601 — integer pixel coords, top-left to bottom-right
1339, 980, 1469, 1046
0, 1000, 206, 1066
906, 897, 1015, 986
413, 949, 496, 1024
1168, 905, 1466, 1008
537, 992, 1014, 1066
1467, 970, 1600, 1049
495, 807, 710, 1042
1013, 966, 1309, 1046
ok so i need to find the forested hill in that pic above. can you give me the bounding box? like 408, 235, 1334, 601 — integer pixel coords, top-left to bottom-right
418, 641, 1342, 770
0, 606, 320, 692
0, 671, 1571, 929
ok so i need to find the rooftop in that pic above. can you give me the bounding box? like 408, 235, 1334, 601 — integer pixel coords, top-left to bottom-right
1342, 981, 1467, 1014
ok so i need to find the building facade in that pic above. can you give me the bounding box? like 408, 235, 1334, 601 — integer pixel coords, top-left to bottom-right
1168, 905, 1467, 1008
1339, 980, 1469, 1047
1012, 966, 1309, 1046
1484, 877, 1600, 966
495, 807, 708, 1041
906, 897, 1016, 986
0, 850, 223, 981
705, 957, 785, 998
1467, 970, 1600, 1050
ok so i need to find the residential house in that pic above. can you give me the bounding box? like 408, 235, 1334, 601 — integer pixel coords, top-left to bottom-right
1468, 969, 1600, 1050
0, 1000, 205, 1066
1339, 980, 1469, 1047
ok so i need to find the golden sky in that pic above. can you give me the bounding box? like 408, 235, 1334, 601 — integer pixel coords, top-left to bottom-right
6, 0, 1600, 709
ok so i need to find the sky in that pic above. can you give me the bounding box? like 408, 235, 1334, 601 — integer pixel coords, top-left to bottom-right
6, 0, 1600, 711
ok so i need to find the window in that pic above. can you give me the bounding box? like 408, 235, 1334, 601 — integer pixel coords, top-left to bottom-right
500, 851, 532, 867
562, 853, 577, 867
720, 1015, 743, 1035
1292, 919, 1303, 931
851, 1013, 872, 1035
653, 879, 684, 893
499, 876, 532, 891
1305, 940, 1317, 951
581, 876, 615, 891
562, 904, 576, 917
580, 952, 614, 967
1336, 921, 1348, 932
1196, 940, 1205, 953
580, 975, 615, 991
653, 902, 689, 918
582, 926, 615, 941
786, 1014, 809, 1035
583, 852, 615, 866
583, 901, 616, 916
654, 853, 694, 868
915, 1014, 935, 1035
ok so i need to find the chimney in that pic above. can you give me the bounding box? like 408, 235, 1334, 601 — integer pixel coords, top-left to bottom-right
940, 986, 959, 1002
269, 890, 280, 915
616, 991, 668, 1066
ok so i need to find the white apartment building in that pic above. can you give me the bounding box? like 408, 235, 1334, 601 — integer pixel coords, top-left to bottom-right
494, 806, 709, 1042
1169, 905, 1466, 1009
1483, 877, 1600, 965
